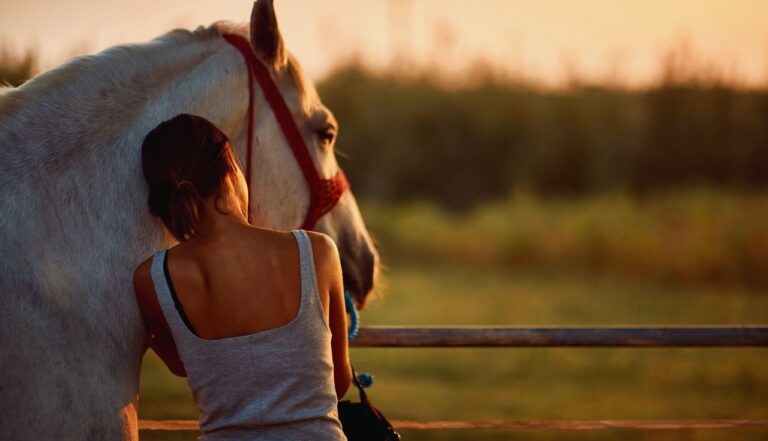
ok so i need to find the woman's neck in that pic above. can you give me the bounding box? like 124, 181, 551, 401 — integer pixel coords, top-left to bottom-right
191, 199, 251, 241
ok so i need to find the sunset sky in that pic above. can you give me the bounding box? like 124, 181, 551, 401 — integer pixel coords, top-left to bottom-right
1, 0, 767, 87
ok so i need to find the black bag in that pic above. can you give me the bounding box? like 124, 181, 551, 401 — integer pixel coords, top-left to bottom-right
337, 367, 401, 441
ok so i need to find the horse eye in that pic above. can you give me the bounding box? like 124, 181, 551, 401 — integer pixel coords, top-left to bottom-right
316, 126, 336, 145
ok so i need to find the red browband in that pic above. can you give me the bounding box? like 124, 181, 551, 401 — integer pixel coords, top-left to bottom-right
223, 34, 349, 230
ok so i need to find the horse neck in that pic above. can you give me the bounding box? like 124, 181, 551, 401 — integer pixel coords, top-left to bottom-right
151, 39, 251, 155
0, 34, 256, 255
1, 30, 299, 248
115, 37, 257, 245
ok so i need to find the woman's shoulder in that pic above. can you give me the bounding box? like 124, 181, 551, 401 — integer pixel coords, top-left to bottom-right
244, 226, 338, 261
133, 254, 157, 298
133, 248, 172, 295
303, 229, 334, 248
133, 252, 168, 336
300, 231, 342, 293
302, 231, 340, 265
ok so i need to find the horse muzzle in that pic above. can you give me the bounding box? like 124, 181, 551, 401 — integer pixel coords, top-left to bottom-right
337, 230, 378, 309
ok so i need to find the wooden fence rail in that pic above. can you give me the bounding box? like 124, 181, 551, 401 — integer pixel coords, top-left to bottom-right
139, 325, 768, 432
349, 325, 768, 347
138, 419, 768, 431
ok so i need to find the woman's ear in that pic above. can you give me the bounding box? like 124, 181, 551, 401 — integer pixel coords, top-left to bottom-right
213, 173, 249, 221
232, 168, 250, 221
212, 177, 234, 216
212, 192, 233, 217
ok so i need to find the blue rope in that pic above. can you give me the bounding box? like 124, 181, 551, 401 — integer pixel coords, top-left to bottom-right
356, 372, 374, 388
344, 289, 373, 388
344, 290, 359, 341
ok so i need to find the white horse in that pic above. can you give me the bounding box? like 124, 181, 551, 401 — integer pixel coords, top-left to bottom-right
0, 1, 378, 439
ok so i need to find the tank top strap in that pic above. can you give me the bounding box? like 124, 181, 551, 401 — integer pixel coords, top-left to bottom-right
150, 249, 198, 346
291, 230, 329, 330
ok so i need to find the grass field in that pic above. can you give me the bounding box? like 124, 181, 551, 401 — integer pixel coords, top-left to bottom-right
138, 192, 768, 440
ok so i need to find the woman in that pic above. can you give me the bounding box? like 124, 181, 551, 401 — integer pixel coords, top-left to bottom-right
133, 114, 350, 440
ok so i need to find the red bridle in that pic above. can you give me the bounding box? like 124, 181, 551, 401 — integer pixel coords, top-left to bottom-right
223, 34, 349, 230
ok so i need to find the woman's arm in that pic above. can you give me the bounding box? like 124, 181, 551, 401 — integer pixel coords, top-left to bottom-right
133, 259, 187, 378
329, 270, 351, 398
313, 234, 352, 399
146, 331, 187, 377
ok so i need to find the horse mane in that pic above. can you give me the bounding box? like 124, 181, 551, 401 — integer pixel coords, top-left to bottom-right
0, 21, 249, 179
0, 19, 315, 183
0, 21, 245, 117
0, 19, 316, 115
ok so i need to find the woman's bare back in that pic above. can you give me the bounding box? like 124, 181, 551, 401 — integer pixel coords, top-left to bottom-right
155, 225, 334, 340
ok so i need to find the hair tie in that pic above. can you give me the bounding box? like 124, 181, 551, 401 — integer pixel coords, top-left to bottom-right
172, 180, 196, 198
176, 180, 194, 190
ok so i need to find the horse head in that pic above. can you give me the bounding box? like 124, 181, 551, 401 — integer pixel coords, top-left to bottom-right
235, 0, 378, 308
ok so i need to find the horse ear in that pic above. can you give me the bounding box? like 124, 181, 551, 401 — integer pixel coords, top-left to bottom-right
250, 0, 287, 69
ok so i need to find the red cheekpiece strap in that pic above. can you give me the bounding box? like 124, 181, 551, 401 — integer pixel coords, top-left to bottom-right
223, 33, 348, 229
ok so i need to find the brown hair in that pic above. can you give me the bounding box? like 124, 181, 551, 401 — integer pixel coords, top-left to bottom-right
141, 114, 239, 241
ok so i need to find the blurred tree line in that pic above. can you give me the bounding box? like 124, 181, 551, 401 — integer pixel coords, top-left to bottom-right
3, 45, 766, 212
319, 61, 768, 210
0, 45, 37, 87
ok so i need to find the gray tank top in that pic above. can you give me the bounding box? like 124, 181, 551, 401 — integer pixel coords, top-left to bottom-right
150, 229, 347, 441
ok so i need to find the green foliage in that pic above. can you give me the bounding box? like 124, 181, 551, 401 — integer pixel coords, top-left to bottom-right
362, 189, 768, 287
4, 42, 765, 210
319, 65, 768, 210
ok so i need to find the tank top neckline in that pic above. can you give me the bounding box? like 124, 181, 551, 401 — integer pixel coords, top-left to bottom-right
157, 229, 314, 345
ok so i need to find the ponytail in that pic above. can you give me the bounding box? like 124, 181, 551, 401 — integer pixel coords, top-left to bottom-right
168, 180, 204, 240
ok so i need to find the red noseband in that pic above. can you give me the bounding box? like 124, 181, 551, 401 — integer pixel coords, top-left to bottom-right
223, 34, 349, 230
